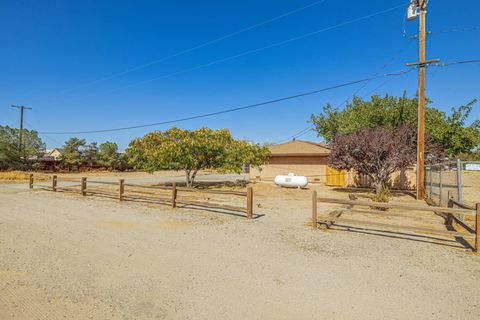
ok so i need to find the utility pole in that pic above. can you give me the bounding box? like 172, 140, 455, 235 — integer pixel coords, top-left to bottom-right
10, 105, 32, 160
406, 0, 439, 200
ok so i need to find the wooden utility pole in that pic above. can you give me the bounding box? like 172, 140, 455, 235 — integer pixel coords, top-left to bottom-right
10, 105, 32, 160
406, 1, 438, 200
416, 0, 426, 199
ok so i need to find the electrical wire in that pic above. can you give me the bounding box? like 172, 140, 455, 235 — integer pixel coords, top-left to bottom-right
272, 39, 416, 144
275, 126, 316, 144
38, 71, 413, 135
274, 59, 480, 144
273, 75, 401, 145
430, 59, 480, 67
89, 3, 407, 97
434, 26, 480, 35
23, 120, 64, 147
53, 1, 329, 95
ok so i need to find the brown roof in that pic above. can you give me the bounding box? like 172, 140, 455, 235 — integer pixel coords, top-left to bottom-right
269, 140, 330, 156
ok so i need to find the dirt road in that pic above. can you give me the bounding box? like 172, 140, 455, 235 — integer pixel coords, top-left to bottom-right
1, 185, 479, 319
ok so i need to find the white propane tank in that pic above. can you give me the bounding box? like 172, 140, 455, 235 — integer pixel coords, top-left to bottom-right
274, 173, 308, 188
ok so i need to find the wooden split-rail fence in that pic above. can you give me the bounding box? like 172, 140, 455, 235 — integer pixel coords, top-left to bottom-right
29, 174, 254, 219
311, 190, 480, 252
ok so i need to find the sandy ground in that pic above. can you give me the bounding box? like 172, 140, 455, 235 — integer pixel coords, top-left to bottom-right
1, 174, 480, 319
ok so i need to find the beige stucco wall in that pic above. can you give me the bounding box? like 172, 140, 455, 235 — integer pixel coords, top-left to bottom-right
250, 155, 329, 183
251, 155, 416, 189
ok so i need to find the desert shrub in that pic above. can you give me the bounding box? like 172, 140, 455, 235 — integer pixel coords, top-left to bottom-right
369, 186, 392, 211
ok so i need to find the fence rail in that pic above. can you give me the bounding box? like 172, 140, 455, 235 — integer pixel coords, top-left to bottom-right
29, 174, 254, 219
311, 193, 479, 252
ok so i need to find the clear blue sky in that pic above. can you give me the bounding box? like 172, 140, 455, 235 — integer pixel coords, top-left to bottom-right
1, 0, 479, 150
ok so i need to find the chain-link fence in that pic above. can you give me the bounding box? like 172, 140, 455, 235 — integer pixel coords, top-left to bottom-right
425, 160, 480, 209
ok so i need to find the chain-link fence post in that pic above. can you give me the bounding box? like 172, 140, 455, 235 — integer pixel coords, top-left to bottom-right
429, 166, 433, 198
456, 159, 464, 203
439, 164, 443, 206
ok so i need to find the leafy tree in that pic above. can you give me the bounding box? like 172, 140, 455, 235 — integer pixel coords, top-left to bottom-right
98, 141, 127, 170
328, 125, 444, 194
127, 127, 270, 187
0, 126, 44, 170
83, 142, 99, 167
311, 95, 479, 157
437, 100, 480, 156
62, 138, 86, 170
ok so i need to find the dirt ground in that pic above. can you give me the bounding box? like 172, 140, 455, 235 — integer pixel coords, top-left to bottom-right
1, 173, 480, 319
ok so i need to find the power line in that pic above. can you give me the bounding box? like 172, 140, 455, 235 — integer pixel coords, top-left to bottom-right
273, 39, 416, 144
275, 126, 316, 144
434, 26, 480, 35
54, 0, 329, 95
34, 57, 477, 137
89, 3, 406, 97
39, 71, 413, 135
407, 26, 480, 39
23, 120, 64, 147
430, 59, 480, 67
273, 74, 403, 145
275, 59, 480, 144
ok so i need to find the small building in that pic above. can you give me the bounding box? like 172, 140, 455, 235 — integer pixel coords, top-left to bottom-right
249, 140, 335, 184
42, 148, 63, 170
43, 148, 63, 161
250, 139, 415, 189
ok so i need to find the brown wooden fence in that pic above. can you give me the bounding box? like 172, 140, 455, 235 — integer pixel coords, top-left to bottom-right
311, 190, 479, 251
29, 174, 254, 219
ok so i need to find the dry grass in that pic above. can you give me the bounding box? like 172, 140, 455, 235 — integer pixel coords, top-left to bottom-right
0, 171, 49, 182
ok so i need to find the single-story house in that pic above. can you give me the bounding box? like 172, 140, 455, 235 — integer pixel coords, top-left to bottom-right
43, 148, 63, 161
42, 148, 63, 170
249, 140, 334, 184
250, 139, 416, 189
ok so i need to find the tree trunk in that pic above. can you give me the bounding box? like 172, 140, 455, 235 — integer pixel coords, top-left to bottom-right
373, 170, 391, 195
185, 170, 192, 187
374, 181, 385, 195
190, 170, 199, 187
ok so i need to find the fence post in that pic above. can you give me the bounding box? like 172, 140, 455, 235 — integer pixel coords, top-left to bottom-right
312, 190, 317, 230
52, 175, 57, 192
456, 159, 464, 203
119, 179, 124, 201
81, 177, 87, 196
29, 174, 33, 189
246, 187, 253, 219
475, 203, 479, 252
446, 190, 453, 227
439, 165, 443, 206
171, 182, 177, 208
429, 167, 433, 198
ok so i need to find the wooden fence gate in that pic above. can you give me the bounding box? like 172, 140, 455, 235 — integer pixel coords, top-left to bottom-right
325, 166, 346, 187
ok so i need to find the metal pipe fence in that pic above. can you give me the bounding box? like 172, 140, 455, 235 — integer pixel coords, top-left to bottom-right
425, 160, 480, 220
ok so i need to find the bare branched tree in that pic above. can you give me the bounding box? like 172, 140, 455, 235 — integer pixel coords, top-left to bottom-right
328, 125, 444, 194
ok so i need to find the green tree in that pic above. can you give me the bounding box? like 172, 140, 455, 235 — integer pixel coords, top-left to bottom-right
127, 127, 270, 187
437, 100, 480, 156
0, 126, 44, 170
310, 95, 479, 157
62, 138, 86, 170
83, 142, 99, 167
98, 141, 126, 170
